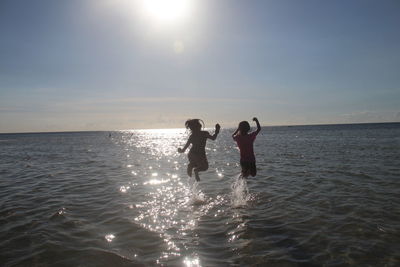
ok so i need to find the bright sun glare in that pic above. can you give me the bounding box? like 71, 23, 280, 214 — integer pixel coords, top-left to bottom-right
140, 0, 193, 25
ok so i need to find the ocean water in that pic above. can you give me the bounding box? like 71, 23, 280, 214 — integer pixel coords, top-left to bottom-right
0, 123, 399, 266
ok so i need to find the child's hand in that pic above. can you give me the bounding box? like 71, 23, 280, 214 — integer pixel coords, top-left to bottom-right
178, 148, 184, 153
215, 123, 221, 132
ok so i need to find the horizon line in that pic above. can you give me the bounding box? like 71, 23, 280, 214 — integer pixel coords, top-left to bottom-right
1, 121, 399, 135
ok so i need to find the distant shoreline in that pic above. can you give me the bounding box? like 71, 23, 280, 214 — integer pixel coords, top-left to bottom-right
1, 121, 399, 135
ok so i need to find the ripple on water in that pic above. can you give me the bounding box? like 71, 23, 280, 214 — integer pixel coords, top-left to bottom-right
1, 126, 400, 266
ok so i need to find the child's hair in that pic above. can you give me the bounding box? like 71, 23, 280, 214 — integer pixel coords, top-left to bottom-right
185, 119, 204, 132
238, 121, 250, 134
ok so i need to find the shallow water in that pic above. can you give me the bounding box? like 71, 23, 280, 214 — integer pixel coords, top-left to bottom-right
0, 123, 399, 266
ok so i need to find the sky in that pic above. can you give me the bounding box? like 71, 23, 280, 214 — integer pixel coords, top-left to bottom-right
1, 0, 399, 133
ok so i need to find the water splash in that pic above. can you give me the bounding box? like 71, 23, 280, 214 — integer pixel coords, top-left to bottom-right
231, 174, 249, 207
183, 255, 201, 267
188, 181, 206, 205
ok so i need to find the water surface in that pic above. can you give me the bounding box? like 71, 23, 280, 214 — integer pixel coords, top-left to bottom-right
0, 123, 399, 266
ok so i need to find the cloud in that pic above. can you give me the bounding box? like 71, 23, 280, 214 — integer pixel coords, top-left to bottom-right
1, 96, 252, 132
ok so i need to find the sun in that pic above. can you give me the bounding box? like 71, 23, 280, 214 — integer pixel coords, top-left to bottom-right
140, 0, 193, 25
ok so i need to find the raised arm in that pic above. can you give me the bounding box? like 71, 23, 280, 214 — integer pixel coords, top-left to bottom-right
232, 128, 239, 139
208, 124, 220, 140
253, 117, 261, 134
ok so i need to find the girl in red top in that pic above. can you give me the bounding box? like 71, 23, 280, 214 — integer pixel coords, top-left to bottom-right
232, 117, 261, 177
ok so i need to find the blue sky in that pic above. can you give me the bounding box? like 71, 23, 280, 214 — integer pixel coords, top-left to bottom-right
1, 0, 399, 132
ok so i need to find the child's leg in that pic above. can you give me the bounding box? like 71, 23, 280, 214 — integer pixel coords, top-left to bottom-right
249, 162, 257, 177
193, 171, 200, 182
193, 159, 208, 181
187, 163, 194, 177
240, 161, 250, 178
187, 153, 197, 177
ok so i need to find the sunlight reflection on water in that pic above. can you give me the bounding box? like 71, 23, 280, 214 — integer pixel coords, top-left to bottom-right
2, 125, 399, 266
117, 128, 239, 264
183, 256, 201, 267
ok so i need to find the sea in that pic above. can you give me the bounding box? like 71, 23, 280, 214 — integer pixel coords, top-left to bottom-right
0, 123, 399, 266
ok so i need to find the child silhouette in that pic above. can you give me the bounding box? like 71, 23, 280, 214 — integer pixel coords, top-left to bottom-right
232, 117, 261, 177
178, 119, 220, 181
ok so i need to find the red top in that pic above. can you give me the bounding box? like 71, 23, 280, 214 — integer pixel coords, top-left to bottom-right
233, 131, 258, 162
